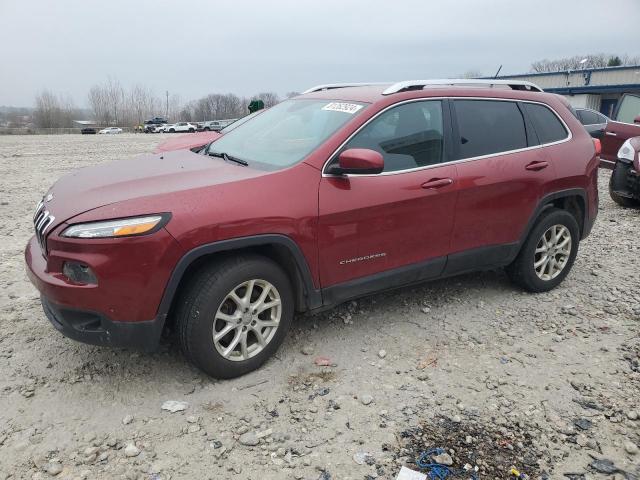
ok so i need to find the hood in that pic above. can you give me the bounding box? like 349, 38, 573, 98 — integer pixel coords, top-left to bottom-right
44, 149, 265, 229
153, 131, 221, 153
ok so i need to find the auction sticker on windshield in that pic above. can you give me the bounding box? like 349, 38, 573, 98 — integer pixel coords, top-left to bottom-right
322, 102, 363, 114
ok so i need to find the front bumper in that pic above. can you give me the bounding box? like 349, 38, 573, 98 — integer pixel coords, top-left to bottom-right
611, 161, 640, 200
41, 296, 164, 351
25, 226, 183, 349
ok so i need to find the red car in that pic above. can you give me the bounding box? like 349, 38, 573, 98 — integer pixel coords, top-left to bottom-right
153, 111, 265, 154
153, 131, 221, 154
597, 94, 640, 168
26, 79, 599, 378
598, 93, 640, 207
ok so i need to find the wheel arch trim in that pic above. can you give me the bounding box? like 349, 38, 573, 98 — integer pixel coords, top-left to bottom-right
157, 234, 322, 320
520, 188, 590, 249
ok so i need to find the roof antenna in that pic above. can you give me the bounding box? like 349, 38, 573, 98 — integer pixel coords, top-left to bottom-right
493, 65, 503, 79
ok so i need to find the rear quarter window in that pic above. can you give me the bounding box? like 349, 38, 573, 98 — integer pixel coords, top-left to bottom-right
523, 103, 568, 144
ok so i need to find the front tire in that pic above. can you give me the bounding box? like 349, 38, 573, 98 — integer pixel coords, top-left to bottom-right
506, 208, 579, 292
175, 255, 294, 379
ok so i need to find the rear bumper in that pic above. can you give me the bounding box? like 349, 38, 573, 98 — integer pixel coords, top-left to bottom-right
41, 296, 164, 351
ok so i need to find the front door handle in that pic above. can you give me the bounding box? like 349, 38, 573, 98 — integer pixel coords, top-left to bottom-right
604, 131, 617, 137
421, 178, 453, 189
525, 161, 549, 171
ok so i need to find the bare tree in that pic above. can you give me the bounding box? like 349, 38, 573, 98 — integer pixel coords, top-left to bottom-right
88, 85, 110, 125
129, 84, 158, 126
34, 90, 61, 128
285, 91, 300, 98
531, 53, 640, 73
33, 90, 76, 128
105, 77, 125, 125
167, 93, 182, 122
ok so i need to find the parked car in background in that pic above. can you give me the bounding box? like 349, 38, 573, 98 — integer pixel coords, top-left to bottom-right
146, 124, 167, 133
153, 111, 264, 153
609, 136, 640, 208
167, 122, 197, 133
80, 127, 97, 135
145, 117, 168, 125
599, 93, 640, 168
575, 108, 609, 138
198, 119, 237, 132
98, 127, 122, 134
26, 79, 599, 379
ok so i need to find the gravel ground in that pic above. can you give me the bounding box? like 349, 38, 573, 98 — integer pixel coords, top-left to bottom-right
0, 133, 639, 480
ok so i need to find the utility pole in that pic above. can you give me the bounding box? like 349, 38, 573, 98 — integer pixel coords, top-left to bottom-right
165, 91, 169, 120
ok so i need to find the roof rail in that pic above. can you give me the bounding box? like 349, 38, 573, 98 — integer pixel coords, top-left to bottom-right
302, 82, 388, 94
382, 79, 544, 95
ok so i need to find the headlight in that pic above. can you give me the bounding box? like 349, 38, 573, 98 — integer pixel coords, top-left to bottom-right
62, 215, 168, 238
618, 139, 637, 163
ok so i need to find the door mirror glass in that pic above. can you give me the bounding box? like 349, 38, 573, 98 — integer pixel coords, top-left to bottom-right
331, 148, 384, 175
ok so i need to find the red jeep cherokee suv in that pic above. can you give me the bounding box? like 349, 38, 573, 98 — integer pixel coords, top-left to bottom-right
26, 79, 599, 378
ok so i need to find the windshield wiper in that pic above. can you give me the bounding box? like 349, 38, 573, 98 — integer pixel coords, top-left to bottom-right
207, 151, 249, 166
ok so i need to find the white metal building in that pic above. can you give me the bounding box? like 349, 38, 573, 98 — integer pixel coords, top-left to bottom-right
492, 65, 640, 117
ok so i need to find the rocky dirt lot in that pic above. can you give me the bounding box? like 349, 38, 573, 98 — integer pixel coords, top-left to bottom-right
0, 133, 639, 480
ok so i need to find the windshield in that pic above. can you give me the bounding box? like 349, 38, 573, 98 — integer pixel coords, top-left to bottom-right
207, 99, 367, 170
220, 111, 262, 133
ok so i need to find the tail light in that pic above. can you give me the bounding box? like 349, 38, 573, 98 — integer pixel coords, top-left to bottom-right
593, 138, 601, 156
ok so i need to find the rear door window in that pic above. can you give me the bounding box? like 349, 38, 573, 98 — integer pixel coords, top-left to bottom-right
522, 103, 569, 144
453, 100, 527, 159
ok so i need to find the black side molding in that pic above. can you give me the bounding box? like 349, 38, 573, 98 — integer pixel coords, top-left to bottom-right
444, 243, 519, 277
321, 256, 446, 308
156, 234, 322, 319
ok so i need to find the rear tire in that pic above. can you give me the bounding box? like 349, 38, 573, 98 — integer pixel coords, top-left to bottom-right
506, 208, 579, 292
175, 255, 294, 379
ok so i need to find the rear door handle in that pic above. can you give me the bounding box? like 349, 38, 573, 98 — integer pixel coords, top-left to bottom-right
525, 161, 549, 171
605, 131, 617, 137
421, 178, 453, 189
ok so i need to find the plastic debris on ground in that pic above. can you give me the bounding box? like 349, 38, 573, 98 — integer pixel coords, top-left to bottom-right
387, 415, 543, 479
396, 466, 427, 480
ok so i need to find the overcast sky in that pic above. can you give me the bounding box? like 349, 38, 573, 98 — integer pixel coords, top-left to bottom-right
1, 0, 638, 107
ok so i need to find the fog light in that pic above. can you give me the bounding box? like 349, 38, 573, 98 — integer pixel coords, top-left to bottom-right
62, 262, 97, 285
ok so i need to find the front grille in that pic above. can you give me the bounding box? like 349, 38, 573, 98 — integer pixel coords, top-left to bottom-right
33, 199, 55, 254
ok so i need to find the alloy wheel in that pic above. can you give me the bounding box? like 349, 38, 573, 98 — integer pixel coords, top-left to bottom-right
212, 279, 281, 362
534, 224, 572, 281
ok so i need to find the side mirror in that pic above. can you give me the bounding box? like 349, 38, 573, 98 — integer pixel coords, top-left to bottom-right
634, 116, 640, 124
328, 148, 384, 175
